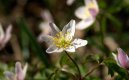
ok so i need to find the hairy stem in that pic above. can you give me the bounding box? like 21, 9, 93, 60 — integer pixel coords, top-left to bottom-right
64, 51, 81, 79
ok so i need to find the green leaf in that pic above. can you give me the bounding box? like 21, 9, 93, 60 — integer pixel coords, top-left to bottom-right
104, 58, 128, 79
16, 18, 50, 67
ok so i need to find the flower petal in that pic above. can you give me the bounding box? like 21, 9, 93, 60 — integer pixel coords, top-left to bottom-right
4, 71, 15, 80
4, 25, 12, 44
0, 24, 5, 41
46, 45, 63, 53
72, 39, 88, 48
15, 62, 24, 80
85, 0, 99, 12
23, 63, 28, 79
38, 35, 53, 45
62, 20, 75, 38
65, 46, 75, 52
112, 53, 120, 66
49, 23, 60, 36
75, 6, 90, 19
76, 18, 95, 30
117, 48, 129, 68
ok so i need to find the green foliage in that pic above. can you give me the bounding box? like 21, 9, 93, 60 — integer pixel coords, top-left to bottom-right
17, 18, 50, 67
104, 58, 128, 80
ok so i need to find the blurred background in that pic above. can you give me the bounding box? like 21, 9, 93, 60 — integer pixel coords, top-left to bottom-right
0, 0, 129, 80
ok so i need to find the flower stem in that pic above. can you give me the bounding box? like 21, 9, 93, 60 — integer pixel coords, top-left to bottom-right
82, 64, 101, 79
64, 51, 81, 79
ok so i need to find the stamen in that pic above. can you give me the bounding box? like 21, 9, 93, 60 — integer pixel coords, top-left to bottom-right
53, 32, 72, 48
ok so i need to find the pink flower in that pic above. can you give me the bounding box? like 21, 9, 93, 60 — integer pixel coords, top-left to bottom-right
113, 48, 129, 70
4, 62, 28, 80
75, 0, 99, 30
0, 24, 12, 50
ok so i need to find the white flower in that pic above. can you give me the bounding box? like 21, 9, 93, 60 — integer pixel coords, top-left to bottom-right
41, 20, 88, 53
0, 24, 12, 50
4, 62, 28, 80
75, 0, 99, 30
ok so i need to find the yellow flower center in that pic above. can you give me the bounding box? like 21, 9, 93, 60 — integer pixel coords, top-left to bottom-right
53, 32, 72, 48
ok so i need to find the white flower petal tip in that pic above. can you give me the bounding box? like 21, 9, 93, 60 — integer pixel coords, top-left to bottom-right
112, 53, 117, 60
70, 19, 75, 24
76, 19, 95, 30
112, 52, 120, 66
0, 24, 4, 41
15, 62, 21, 67
4, 25, 12, 43
66, 0, 75, 6
46, 45, 63, 54
72, 39, 88, 48
46, 47, 63, 54
63, 20, 75, 35
49, 23, 60, 36
23, 63, 28, 79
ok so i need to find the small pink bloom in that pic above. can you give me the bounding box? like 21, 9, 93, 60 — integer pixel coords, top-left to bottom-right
15, 62, 28, 80
4, 62, 28, 80
113, 48, 129, 70
75, 0, 99, 30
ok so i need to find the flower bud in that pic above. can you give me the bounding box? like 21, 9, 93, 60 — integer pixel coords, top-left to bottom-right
113, 48, 129, 70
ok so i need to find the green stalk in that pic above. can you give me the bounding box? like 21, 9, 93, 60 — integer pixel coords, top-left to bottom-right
64, 51, 82, 80
82, 64, 100, 79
